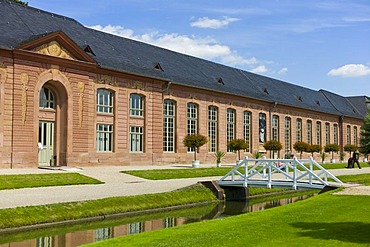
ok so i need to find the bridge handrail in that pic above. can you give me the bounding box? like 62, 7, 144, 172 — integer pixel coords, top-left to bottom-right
217, 156, 343, 190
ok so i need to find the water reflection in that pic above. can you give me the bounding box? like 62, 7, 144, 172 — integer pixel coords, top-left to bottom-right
0, 193, 314, 247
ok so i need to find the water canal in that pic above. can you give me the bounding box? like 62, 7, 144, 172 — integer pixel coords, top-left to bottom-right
0, 192, 315, 246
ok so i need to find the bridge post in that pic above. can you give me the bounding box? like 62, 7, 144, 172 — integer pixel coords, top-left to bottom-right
244, 156, 249, 186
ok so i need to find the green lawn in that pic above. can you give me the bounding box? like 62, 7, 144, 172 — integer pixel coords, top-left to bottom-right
85, 192, 370, 247
0, 173, 102, 190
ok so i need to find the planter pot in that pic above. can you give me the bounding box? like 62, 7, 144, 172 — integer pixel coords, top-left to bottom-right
330, 159, 335, 163
192, 160, 200, 168
364, 158, 368, 162
216, 162, 221, 167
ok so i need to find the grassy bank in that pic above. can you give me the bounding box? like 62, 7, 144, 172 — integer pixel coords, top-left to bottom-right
86, 192, 370, 246
0, 184, 217, 230
0, 173, 102, 190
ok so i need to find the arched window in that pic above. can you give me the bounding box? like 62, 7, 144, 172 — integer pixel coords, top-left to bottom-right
39, 86, 55, 109
97, 89, 114, 113
285, 117, 291, 152
296, 118, 302, 142
307, 120, 312, 145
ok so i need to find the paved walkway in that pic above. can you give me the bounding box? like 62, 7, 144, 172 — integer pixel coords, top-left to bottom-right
0, 164, 368, 209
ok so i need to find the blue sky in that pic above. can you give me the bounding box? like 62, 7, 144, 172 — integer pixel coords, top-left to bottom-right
30, 0, 370, 96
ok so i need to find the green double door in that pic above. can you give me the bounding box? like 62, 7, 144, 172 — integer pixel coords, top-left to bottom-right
38, 121, 55, 166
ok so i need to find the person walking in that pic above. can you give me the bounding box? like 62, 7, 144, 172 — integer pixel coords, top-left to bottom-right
352, 151, 361, 169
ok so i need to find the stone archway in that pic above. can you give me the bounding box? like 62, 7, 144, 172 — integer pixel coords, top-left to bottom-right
35, 69, 73, 166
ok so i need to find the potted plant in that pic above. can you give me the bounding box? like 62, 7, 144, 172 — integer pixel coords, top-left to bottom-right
263, 140, 282, 158
253, 151, 262, 159
227, 139, 249, 163
183, 134, 207, 168
324, 143, 339, 163
214, 151, 226, 167
293, 141, 309, 159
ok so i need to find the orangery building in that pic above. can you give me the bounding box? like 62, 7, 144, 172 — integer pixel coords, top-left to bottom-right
0, 0, 368, 168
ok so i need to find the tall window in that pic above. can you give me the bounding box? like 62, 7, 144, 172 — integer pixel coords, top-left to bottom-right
227, 109, 235, 152
325, 123, 330, 144
316, 121, 321, 145
208, 106, 218, 152
259, 113, 266, 143
307, 120, 312, 145
347, 125, 351, 145
272, 115, 279, 141
296, 118, 302, 142
130, 126, 143, 152
39, 86, 55, 109
163, 100, 175, 152
244, 111, 251, 152
187, 103, 198, 152
334, 124, 338, 145
130, 94, 144, 116
96, 124, 113, 152
354, 127, 358, 146
97, 89, 113, 113
285, 117, 291, 152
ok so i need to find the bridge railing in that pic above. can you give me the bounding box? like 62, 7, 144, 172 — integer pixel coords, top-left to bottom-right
217, 156, 343, 190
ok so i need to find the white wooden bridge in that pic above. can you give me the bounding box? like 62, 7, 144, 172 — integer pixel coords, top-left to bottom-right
217, 157, 343, 190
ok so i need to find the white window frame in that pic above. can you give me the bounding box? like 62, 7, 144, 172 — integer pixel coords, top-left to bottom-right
208, 106, 218, 153
130, 126, 144, 152
163, 100, 176, 152
130, 94, 144, 116
97, 89, 113, 113
39, 86, 55, 109
96, 124, 113, 152
244, 111, 251, 152
187, 103, 198, 152
227, 108, 235, 152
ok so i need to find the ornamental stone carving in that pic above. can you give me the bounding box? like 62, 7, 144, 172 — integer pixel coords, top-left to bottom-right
77, 81, 85, 127
35, 41, 73, 59
20, 73, 29, 124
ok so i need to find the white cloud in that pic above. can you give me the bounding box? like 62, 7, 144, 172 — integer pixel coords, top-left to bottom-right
327, 64, 370, 77
251, 65, 268, 73
89, 24, 258, 68
190, 16, 240, 29
278, 67, 288, 74
89, 24, 134, 38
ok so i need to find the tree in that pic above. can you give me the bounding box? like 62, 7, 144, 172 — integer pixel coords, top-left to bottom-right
183, 134, 207, 161
263, 140, 282, 158
227, 139, 249, 161
307, 144, 322, 158
344, 144, 358, 157
324, 143, 340, 160
360, 110, 370, 159
9, 0, 28, 6
293, 141, 309, 159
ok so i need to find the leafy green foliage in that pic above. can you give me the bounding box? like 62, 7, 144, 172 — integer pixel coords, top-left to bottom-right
213, 151, 226, 163
307, 144, 322, 156
263, 140, 282, 158
293, 141, 310, 158
324, 143, 340, 159
227, 139, 249, 160
344, 144, 358, 156
360, 110, 370, 157
183, 134, 207, 160
9, 0, 28, 6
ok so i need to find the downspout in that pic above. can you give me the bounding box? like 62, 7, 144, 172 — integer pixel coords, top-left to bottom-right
162, 81, 172, 93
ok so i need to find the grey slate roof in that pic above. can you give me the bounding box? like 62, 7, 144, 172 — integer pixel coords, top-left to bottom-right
346, 96, 370, 117
0, 0, 366, 119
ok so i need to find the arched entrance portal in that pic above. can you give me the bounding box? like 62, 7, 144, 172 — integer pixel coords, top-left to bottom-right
38, 81, 68, 166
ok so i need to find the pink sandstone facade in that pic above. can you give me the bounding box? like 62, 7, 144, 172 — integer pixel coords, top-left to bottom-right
0, 34, 363, 168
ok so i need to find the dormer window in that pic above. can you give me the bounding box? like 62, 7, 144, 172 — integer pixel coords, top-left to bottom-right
217, 77, 224, 85
263, 88, 269, 95
297, 96, 302, 102
154, 63, 164, 72
316, 100, 320, 106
